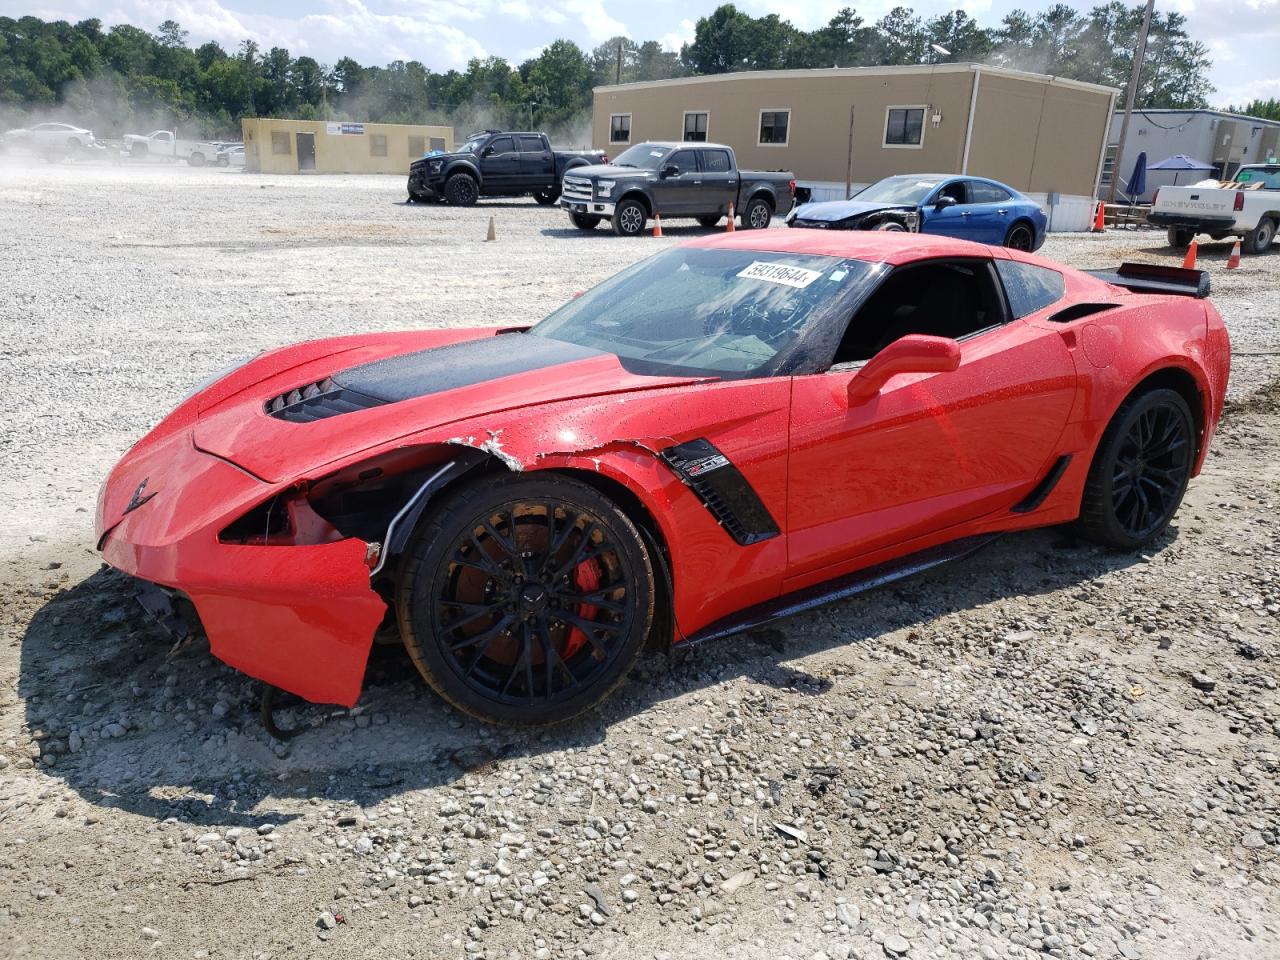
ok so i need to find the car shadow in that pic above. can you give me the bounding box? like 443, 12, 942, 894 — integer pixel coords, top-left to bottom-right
398, 200, 550, 210
539, 224, 729, 239
19, 526, 1153, 829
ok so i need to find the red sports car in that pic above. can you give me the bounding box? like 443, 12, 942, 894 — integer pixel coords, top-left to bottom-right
96, 232, 1230, 725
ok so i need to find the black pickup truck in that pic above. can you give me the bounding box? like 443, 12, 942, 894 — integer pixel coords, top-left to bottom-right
558, 141, 796, 236
407, 130, 606, 206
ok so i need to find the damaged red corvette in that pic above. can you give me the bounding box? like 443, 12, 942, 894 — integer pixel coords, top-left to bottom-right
96, 232, 1230, 724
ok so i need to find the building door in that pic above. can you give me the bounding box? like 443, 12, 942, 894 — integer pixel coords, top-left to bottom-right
296, 133, 316, 171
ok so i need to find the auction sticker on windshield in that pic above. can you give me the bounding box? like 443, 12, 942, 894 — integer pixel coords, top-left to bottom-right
737, 261, 824, 289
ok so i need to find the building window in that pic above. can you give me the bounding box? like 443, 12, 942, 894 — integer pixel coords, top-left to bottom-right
408, 136, 425, 157
370, 134, 388, 157
610, 114, 631, 144
683, 111, 708, 142
759, 110, 789, 145
271, 131, 290, 155
884, 107, 925, 147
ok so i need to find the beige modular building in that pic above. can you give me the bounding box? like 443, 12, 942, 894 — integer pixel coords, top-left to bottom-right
593, 64, 1118, 231
241, 118, 453, 175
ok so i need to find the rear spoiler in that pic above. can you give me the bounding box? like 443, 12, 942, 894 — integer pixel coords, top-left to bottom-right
1084, 262, 1210, 299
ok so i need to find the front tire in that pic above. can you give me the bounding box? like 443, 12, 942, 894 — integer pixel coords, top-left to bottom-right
444, 173, 479, 207
570, 213, 601, 230
1241, 217, 1276, 255
397, 473, 655, 725
1076, 388, 1195, 549
741, 196, 773, 230
1167, 227, 1195, 249
612, 199, 647, 237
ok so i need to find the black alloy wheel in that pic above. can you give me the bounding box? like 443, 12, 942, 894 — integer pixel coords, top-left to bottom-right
1004, 222, 1035, 251
1077, 388, 1194, 549
397, 474, 654, 724
445, 173, 479, 206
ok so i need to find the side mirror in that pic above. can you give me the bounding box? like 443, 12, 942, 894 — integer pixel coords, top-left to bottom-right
848, 335, 961, 403
481, 146, 494, 157
933, 195, 958, 210
660, 164, 680, 178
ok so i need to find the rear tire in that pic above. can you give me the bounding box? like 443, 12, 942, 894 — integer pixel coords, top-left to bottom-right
396, 473, 655, 725
131, 142, 148, 160
1167, 227, 1195, 249
612, 199, 647, 237
1003, 221, 1035, 251
697, 215, 721, 229
445, 173, 479, 207
741, 196, 773, 230
1075, 388, 1195, 550
570, 213, 600, 230
534, 187, 559, 205
1241, 217, 1276, 255
188, 152, 206, 167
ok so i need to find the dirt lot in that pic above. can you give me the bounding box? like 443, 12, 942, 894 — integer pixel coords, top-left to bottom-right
1, 160, 1278, 960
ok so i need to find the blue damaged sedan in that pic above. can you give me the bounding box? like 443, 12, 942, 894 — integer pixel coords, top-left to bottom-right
786, 174, 1048, 251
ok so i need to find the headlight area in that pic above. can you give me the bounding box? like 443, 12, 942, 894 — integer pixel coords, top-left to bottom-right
217, 447, 485, 577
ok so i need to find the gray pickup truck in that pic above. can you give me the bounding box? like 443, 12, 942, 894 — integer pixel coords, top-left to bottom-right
559, 141, 796, 236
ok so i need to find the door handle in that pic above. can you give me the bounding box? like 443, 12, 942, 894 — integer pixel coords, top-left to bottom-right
692, 180, 702, 184
960, 211, 971, 216
997, 208, 1008, 215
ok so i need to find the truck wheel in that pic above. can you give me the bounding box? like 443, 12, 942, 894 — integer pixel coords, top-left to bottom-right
697, 215, 721, 229
612, 199, 647, 237
1166, 227, 1195, 249
396, 472, 656, 725
570, 213, 601, 230
445, 174, 479, 207
1003, 221, 1035, 251
188, 152, 206, 167
741, 197, 773, 230
1241, 217, 1276, 255
534, 187, 560, 205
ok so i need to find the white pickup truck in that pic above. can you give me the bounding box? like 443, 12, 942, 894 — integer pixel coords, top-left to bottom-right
1148, 163, 1279, 255
123, 130, 221, 166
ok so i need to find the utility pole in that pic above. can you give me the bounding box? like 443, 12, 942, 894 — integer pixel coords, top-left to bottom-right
845, 106, 856, 198
1108, 0, 1155, 204
616, 39, 623, 85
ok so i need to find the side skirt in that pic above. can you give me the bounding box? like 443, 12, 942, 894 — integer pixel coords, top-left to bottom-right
678, 533, 1000, 647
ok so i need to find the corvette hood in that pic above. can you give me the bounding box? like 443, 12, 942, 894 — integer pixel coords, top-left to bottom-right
193, 330, 702, 483
792, 199, 914, 222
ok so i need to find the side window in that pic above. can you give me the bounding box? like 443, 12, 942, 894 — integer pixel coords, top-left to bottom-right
995, 261, 1066, 319
935, 181, 968, 204
832, 260, 1006, 365
488, 136, 514, 154
970, 181, 1013, 203
518, 135, 544, 153
700, 149, 731, 173
667, 150, 698, 174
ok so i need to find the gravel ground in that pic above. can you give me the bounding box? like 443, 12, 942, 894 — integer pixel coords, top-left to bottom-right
1, 160, 1278, 960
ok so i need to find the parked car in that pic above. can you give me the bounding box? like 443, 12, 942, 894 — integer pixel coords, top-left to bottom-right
1148, 163, 1279, 254
2, 121, 95, 155
217, 144, 245, 167
407, 130, 606, 206
560, 141, 796, 237
123, 130, 221, 166
95, 231, 1228, 725
787, 174, 1048, 251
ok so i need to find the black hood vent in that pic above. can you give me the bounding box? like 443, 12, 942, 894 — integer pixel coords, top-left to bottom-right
266, 334, 606, 423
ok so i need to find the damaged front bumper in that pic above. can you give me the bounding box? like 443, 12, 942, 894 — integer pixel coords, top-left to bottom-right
97, 431, 386, 707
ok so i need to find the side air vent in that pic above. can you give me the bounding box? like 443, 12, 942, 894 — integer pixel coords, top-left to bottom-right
265, 378, 386, 423
659, 438, 780, 546
1047, 303, 1118, 324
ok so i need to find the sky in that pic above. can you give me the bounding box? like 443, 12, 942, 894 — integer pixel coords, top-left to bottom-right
10, 0, 1280, 107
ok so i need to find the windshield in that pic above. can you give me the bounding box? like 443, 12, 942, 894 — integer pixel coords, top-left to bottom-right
854, 175, 947, 204
610, 143, 672, 170
529, 247, 877, 376
461, 135, 488, 153
1235, 166, 1280, 189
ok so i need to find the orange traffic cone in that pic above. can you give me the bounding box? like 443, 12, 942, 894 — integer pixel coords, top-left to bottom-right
1226, 238, 1241, 269
652, 213, 663, 238
726, 202, 736, 233
1092, 202, 1106, 233
1182, 239, 1198, 269
485, 216, 496, 241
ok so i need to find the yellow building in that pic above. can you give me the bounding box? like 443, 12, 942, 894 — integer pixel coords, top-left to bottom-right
241, 118, 454, 174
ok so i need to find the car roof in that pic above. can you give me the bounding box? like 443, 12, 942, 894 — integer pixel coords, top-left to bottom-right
681, 229, 1001, 266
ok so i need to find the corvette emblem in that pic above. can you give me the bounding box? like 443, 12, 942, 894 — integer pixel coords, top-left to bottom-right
124, 478, 157, 514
